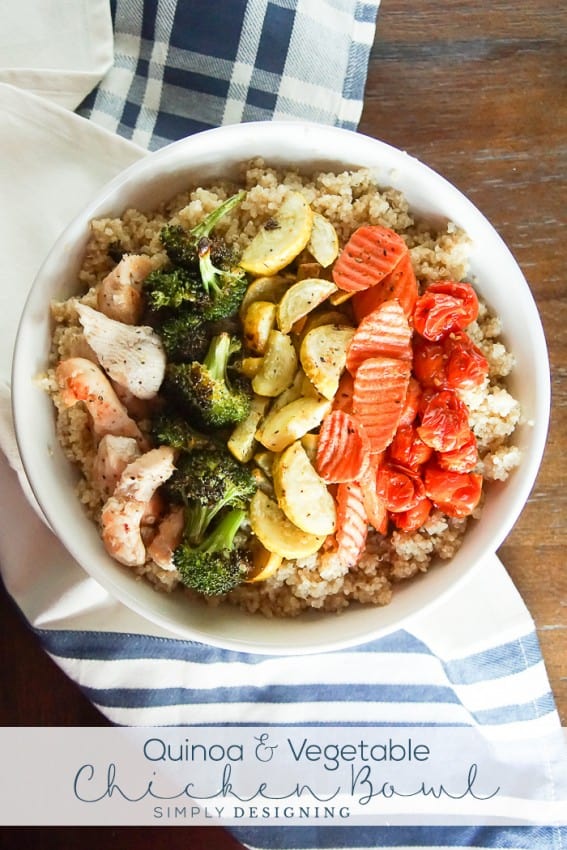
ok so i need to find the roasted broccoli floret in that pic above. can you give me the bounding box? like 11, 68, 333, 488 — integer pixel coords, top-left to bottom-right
195, 237, 248, 320
165, 448, 257, 542
160, 191, 246, 269
143, 266, 207, 312
163, 332, 251, 428
156, 311, 211, 362
156, 191, 248, 320
151, 413, 217, 453
173, 508, 252, 596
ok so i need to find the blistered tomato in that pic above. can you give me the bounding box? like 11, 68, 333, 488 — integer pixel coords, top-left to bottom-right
424, 462, 483, 518
376, 463, 426, 513
389, 424, 434, 470
437, 431, 479, 474
417, 390, 471, 452
413, 281, 479, 341
390, 497, 433, 532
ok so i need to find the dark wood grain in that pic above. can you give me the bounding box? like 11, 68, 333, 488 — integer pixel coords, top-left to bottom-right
0, 2, 565, 846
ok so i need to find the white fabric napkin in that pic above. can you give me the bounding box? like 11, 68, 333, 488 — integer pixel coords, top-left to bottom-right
0, 0, 113, 110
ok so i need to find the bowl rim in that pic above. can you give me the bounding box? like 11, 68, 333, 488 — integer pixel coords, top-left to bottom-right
11, 121, 551, 654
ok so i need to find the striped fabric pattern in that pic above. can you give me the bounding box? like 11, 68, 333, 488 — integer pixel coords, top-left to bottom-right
38, 628, 557, 732
77, 0, 380, 150
38, 624, 565, 848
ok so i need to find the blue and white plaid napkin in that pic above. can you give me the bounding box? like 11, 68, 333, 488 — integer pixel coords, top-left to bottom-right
1, 2, 566, 847
77, 0, 379, 150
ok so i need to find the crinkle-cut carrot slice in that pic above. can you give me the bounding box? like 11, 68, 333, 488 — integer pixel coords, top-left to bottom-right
358, 455, 388, 534
353, 356, 411, 454
332, 225, 408, 293
335, 481, 369, 567
316, 410, 370, 483
352, 251, 418, 322
346, 299, 412, 375
332, 370, 355, 413
398, 377, 423, 427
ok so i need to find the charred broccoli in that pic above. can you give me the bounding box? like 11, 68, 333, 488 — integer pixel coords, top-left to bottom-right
173, 508, 252, 596
195, 237, 248, 321
165, 448, 257, 542
156, 191, 249, 321
163, 332, 251, 428
160, 191, 246, 269
150, 413, 217, 453
143, 266, 206, 312
156, 311, 211, 362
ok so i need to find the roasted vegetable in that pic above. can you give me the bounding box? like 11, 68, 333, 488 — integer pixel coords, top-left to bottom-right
165, 447, 257, 543
174, 508, 252, 595
163, 332, 251, 428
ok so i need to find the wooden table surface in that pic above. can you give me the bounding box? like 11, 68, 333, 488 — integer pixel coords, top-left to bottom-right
1, 0, 565, 846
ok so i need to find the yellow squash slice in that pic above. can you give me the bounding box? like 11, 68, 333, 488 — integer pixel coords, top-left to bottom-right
307, 212, 339, 268
249, 490, 326, 559
239, 192, 314, 276
245, 543, 283, 583
255, 396, 331, 453
227, 395, 271, 463
300, 324, 356, 399
239, 275, 290, 319
272, 441, 336, 537
242, 300, 277, 354
276, 278, 337, 334
252, 329, 298, 397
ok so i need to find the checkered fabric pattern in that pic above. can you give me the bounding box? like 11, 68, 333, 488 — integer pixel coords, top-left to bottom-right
77, 0, 380, 150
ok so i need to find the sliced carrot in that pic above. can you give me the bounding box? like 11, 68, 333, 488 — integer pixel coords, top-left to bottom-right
346, 299, 412, 375
332, 225, 408, 293
358, 455, 388, 534
353, 356, 411, 454
398, 377, 422, 427
332, 370, 355, 413
352, 251, 418, 321
335, 481, 369, 567
316, 410, 370, 483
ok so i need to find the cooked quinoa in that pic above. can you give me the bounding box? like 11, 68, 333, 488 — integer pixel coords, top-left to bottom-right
45, 159, 522, 617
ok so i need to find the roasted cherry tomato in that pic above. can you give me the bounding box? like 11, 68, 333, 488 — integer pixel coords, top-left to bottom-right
417, 389, 471, 452
390, 497, 432, 532
437, 431, 479, 473
376, 463, 425, 513
444, 331, 489, 390
424, 462, 483, 518
413, 281, 479, 342
413, 331, 488, 391
412, 337, 446, 389
389, 424, 433, 470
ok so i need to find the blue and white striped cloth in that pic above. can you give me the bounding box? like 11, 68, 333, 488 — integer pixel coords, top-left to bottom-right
0, 1, 565, 847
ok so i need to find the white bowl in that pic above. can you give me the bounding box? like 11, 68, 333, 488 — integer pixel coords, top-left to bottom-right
11, 121, 550, 654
